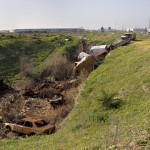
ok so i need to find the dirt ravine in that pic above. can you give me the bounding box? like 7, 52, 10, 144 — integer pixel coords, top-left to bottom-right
0, 76, 81, 139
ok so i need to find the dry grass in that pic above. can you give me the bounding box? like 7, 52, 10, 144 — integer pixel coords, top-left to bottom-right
46, 88, 79, 125
39, 87, 58, 99
20, 57, 34, 78
41, 57, 74, 81
79, 69, 89, 82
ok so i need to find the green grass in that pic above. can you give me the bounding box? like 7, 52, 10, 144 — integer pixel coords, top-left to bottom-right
1, 33, 150, 150
0, 32, 122, 83
0, 33, 79, 82
85, 32, 123, 45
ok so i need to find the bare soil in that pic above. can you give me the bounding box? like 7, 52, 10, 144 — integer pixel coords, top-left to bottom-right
0, 76, 81, 139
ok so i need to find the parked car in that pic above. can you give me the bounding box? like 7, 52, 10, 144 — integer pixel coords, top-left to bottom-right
4, 118, 55, 135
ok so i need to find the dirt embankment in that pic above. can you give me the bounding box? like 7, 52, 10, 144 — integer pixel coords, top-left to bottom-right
0, 40, 89, 139
0, 76, 81, 139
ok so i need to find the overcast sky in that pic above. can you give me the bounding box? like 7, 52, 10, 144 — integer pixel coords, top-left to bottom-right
0, 0, 150, 30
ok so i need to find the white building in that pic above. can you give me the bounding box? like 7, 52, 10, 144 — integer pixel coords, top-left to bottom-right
0, 30, 10, 33
133, 28, 146, 33
14, 28, 85, 34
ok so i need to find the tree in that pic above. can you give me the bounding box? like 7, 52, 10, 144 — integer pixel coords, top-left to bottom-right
101, 26, 105, 32
145, 27, 147, 33
108, 27, 111, 31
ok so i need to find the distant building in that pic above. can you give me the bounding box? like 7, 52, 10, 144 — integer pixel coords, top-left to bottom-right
99, 27, 121, 33
148, 19, 150, 34
133, 28, 146, 33
147, 29, 150, 34
14, 28, 85, 34
108, 27, 111, 30
0, 30, 10, 33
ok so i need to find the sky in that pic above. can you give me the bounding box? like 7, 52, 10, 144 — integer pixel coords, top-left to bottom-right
0, 0, 150, 30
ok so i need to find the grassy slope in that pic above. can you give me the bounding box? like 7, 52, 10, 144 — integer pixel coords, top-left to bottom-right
0, 34, 53, 78
0, 32, 121, 83
0, 33, 78, 82
1, 34, 150, 150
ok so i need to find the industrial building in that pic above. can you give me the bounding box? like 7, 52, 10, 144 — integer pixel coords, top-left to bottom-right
14, 28, 85, 34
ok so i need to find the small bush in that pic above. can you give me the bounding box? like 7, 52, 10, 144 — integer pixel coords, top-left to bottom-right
65, 43, 78, 60
89, 113, 109, 123
64, 88, 78, 105
52, 57, 74, 80
98, 90, 122, 109
71, 124, 83, 132
41, 57, 74, 81
20, 57, 34, 77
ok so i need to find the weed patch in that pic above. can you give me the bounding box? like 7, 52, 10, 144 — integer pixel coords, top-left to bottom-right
98, 90, 122, 109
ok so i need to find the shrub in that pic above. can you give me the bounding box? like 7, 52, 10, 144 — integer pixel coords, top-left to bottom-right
46, 105, 71, 125
98, 90, 122, 109
65, 43, 78, 60
89, 113, 109, 123
52, 57, 74, 80
20, 56, 34, 77
41, 57, 74, 81
64, 88, 78, 105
